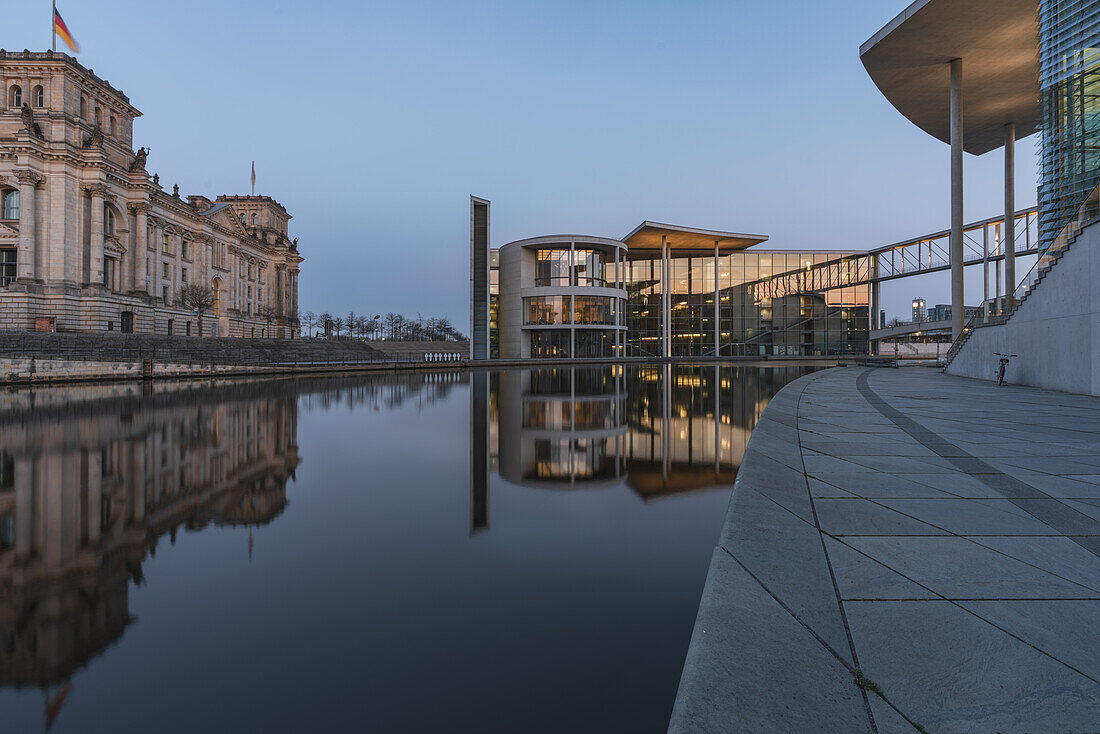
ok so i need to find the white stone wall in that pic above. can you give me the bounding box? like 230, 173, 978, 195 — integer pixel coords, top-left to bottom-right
946, 220, 1100, 396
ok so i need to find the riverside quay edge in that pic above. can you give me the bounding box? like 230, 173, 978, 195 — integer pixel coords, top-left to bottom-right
469, 198, 871, 360
0, 51, 302, 338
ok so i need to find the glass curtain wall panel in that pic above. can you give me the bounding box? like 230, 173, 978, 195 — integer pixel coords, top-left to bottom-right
574, 329, 615, 358
529, 329, 572, 358
1039, 0, 1100, 245
535, 249, 573, 286
572, 249, 608, 287
623, 257, 663, 356
669, 256, 715, 357
525, 296, 571, 325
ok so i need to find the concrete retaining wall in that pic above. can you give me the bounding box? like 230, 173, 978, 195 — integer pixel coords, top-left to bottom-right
946, 220, 1100, 396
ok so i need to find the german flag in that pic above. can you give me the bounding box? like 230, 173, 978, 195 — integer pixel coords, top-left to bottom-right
54, 8, 79, 54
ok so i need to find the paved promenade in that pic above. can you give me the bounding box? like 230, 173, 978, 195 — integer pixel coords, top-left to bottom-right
669, 366, 1100, 733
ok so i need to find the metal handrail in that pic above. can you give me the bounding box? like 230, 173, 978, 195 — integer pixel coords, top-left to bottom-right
945, 183, 1100, 364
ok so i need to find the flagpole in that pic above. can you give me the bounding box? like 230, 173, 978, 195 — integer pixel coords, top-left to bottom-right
52, 0, 56, 52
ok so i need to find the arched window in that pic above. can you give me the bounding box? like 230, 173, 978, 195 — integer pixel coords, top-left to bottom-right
104, 206, 115, 235
80, 97, 86, 118
109, 116, 116, 136
94, 107, 101, 126
33, 85, 44, 107
251, 213, 258, 225
1, 189, 18, 220
240, 214, 246, 226
8, 85, 21, 108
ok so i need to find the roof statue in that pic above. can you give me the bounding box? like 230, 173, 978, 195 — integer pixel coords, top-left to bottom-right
21, 103, 43, 139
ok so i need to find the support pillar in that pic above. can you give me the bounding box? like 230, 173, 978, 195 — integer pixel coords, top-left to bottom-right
14, 171, 40, 281
982, 224, 989, 322
662, 235, 670, 358
714, 240, 720, 357
1004, 122, 1016, 309
870, 276, 881, 354
995, 223, 1003, 312
949, 59, 965, 341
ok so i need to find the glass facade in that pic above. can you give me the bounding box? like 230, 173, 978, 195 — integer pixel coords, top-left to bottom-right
525, 296, 571, 325
573, 295, 620, 325
574, 329, 616, 358
1039, 0, 1100, 244
530, 329, 572, 358
535, 247, 610, 286
489, 250, 499, 358
572, 249, 608, 287
624, 251, 870, 357
487, 242, 868, 360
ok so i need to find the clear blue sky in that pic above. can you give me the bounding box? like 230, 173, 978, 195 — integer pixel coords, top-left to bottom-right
5, 0, 1039, 326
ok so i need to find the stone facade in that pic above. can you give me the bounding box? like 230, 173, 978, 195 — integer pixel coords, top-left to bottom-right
0, 50, 302, 337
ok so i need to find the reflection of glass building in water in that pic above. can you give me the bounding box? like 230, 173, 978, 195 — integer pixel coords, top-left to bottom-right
0, 382, 299, 700
472, 206, 871, 359
482, 366, 808, 505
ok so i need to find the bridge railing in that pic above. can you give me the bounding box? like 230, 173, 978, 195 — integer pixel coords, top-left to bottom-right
945, 184, 1100, 365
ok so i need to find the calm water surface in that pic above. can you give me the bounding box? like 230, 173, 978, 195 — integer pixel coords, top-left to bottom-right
0, 364, 811, 733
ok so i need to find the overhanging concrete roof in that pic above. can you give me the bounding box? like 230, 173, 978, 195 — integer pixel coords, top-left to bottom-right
621, 221, 768, 251
859, 0, 1040, 155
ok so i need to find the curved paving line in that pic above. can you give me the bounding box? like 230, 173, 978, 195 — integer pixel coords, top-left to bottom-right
855, 369, 1100, 558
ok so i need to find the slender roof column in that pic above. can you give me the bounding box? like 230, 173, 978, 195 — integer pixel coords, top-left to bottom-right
714, 240, 720, 357
1004, 122, 1016, 308
983, 224, 989, 322
950, 59, 965, 341
662, 236, 670, 358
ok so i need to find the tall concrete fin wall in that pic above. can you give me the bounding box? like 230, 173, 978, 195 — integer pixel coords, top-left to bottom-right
945, 220, 1100, 395
470, 196, 491, 360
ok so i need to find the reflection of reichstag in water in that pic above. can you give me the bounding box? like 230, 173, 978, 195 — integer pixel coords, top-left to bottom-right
471, 365, 810, 531
0, 372, 460, 726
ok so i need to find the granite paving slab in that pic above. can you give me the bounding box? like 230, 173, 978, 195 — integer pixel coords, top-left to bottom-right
671, 366, 1100, 733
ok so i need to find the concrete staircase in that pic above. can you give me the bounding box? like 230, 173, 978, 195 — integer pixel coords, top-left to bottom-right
945, 217, 1090, 365
0, 331, 392, 366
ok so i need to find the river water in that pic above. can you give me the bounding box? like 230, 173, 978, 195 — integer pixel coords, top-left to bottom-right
0, 364, 811, 733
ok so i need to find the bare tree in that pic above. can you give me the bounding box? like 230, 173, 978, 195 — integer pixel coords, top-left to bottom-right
303, 310, 316, 338
319, 312, 333, 338
258, 304, 276, 337
332, 316, 346, 338
177, 283, 215, 337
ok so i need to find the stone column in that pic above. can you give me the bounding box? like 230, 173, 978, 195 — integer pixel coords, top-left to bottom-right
276, 266, 285, 315
130, 203, 149, 295
949, 59, 964, 341
291, 270, 299, 315
14, 170, 41, 281
87, 185, 106, 287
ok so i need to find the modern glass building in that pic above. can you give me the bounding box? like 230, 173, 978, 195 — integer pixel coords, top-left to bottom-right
1039, 0, 1100, 245
476, 214, 871, 360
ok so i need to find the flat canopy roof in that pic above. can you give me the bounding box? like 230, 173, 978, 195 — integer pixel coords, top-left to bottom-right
859, 0, 1039, 155
621, 221, 768, 251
